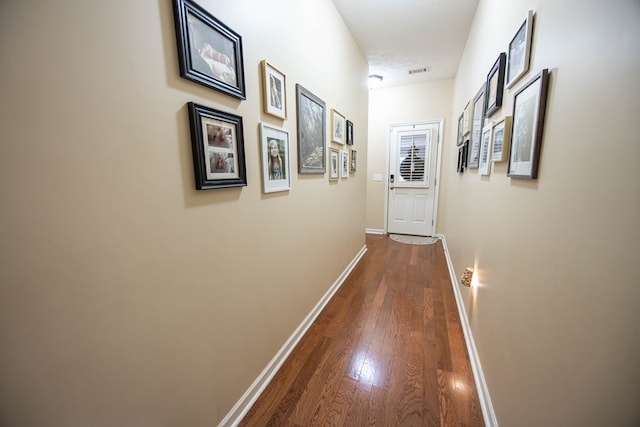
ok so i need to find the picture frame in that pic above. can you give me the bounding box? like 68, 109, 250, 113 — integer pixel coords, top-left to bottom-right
296, 84, 326, 174
491, 116, 512, 162
350, 149, 357, 173
462, 100, 472, 136
331, 109, 346, 144
346, 120, 354, 145
479, 125, 493, 176
259, 123, 291, 193
485, 53, 506, 117
341, 150, 349, 179
173, 0, 246, 99
508, 69, 550, 179
457, 112, 464, 146
261, 60, 287, 119
329, 148, 339, 181
187, 102, 246, 190
467, 84, 486, 168
506, 10, 534, 89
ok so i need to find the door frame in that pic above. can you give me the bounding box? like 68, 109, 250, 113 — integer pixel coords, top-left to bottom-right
384, 119, 444, 235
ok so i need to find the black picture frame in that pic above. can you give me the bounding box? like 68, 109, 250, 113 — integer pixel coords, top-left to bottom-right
187, 102, 247, 189
346, 120, 354, 145
173, 0, 246, 99
485, 53, 506, 117
467, 84, 486, 168
508, 69, 550, 179
296, 84, 326, 174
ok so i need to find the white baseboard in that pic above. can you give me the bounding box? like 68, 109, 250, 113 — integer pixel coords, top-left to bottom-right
365, 228, 385, 235
218, 244, 369, 427
436, 234, 498, 427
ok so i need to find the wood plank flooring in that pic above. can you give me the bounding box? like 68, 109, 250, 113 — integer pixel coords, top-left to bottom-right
240, 234, 484, 426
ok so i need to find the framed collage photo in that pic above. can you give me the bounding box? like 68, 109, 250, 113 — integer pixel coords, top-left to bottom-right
491, 116, 511, 162
508, 69, 550, 179
506, 10, 534, 89
296, 84, 326, 174
467, 84, 486, 168
173, 0, 246, 99
331, 109, 346, 144
329, 148, 339, 181
261, 60, 287, 119
260, 123, 291, 193
485, 52, 506, 117
346, 120, 354, 145
187, 102, 246, 190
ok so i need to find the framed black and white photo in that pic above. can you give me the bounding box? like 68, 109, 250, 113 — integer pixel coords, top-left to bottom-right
350, 149, 357, 173
485, 53, 506, 117
462, 100, 471, 136
346, 120, 354, 145
506, 10, 534, 89
329, 148, 339, 181
173, 0, 246, 99
187, 102, 246, 189
457, 112, 464, 146
341, 150, 349, 179
331, 109, 346, 144
479, 126, 492, 176
508, 69, 550, 179
467, 85, 486, 168
296, 84, 326, 174
491, 116, 511, 162
261, 60, 287, 119
260, 123, 290, 193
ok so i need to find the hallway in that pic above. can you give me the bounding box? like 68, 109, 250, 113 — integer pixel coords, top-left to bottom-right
241, 234, 484, 426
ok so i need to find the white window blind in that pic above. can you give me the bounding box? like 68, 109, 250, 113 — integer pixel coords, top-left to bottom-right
397, 130, 430, 187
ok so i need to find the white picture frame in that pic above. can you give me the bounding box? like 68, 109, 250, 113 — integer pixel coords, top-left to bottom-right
479, 125, 492, 176
506, 10, 534, 89
331, 109, 346, 144
260, 123, 291, 193
341, 150, 349, 178
491, 116, 512, 162
329, 148, 339, 181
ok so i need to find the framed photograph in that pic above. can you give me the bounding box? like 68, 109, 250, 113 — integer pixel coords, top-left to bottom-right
456, 146, 464, 173
508, 69, 550, 179
296, 84, 326, 174
485, 53, 506, 117
341, 150, 349, 178
187, 102, 246, 190
479, 126, 493, 176
346, 120, 354, 145
491, 116, 512, 162
261, 60, 287, 119
467, 84, 486, 168
329, 148, 339, 181
331, 109, 346, 144
462, 100, 472, 136
173, 0, 246, 99
506, 10, 534, 89
457, 113, 464, 146
260, 123, 290, 193
350, 149, 357, 173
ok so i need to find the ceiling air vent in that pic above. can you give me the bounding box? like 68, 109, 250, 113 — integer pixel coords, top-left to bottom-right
408, 67, 430, 75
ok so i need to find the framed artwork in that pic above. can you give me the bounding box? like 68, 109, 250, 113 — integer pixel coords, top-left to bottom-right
456, 146, 464, 173
491, 116, 512, 162
329, 148, 339, 180
467, 84, 486, 168
508, 69, 550, 179
187, 102, 246, 190
346, 120, 354, 145
331, 109, 346, 144
350, 149, 357, 173
506, 10, 534, 89
479, 126, 492, 176
173, 0, 246, 99
485, 53, 506, 117
259, 123, 290, 193
462, 100, 472, 136
261, 60, 287, 119
296, 84, 326, 174
341, 150, 349, 178
457, 112, 464, 146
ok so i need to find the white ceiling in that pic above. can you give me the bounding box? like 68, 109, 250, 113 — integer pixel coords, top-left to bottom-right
332, 0, 479, 88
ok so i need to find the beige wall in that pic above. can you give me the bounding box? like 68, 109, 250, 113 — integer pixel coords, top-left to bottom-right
366, 79, 454, 231
0, 1, 368, 425
439, 0, 640, 425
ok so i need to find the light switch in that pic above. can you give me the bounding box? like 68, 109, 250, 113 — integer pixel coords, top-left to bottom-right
372, 173, 382, 182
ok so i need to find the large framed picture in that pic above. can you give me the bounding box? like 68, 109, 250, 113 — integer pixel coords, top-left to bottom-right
187, 102, 246, 189
485, 53, 506, 117
260, 123, 291, 193
329, 148, 339, 181
467, 84, 486, 168
261, 60, 287, 119
506, 10, 534, 89
296, 84, 326, 174
508, 69, 550, 179
491, 116, 511, 162
341, 150, 349, 179
346, 120, 354, 145
331, 109, 346, 144
479, 126, 492, 176
173, 0, 246, 99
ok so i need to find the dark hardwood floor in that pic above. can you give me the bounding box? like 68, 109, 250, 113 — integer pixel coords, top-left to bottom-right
240, 234, 484, 426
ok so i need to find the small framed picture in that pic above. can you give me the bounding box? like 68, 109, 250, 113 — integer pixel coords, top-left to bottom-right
479, 126, 493, 176
341, 150, 349, 178
261, 60, 287, 119
296, 84, 326, 174
187, 102, 246, 190
329, 148, 339, 181
491, 116, 511, 162
462, 100, 471, 136
485, 53, 506, 117
173, 0, 246, 99
457, 112, 464, 146
331, 109, 346, 144
467, 84, 486, 168
260, 123, 290, 193
508, 69, 550, 179
350, 149, 357, 173
506, 10, 534, 89
346, 120, 354, 145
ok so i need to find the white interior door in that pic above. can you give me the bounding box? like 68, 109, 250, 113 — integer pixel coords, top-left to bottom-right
387, 122, 441, 236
